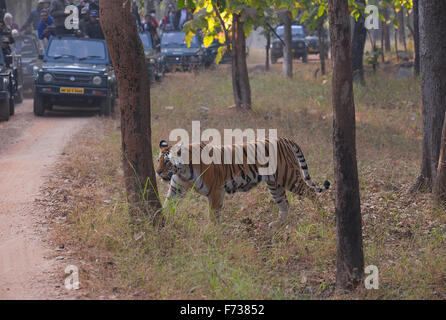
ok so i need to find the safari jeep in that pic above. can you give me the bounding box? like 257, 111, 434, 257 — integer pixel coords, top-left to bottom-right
0, 48, 23, 121
34, 35, 117, 116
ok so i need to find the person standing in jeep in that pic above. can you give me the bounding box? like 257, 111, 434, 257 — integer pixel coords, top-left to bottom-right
50, 0, 75, 36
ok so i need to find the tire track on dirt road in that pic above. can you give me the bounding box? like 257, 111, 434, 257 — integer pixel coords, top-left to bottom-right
0, 99, 93, 299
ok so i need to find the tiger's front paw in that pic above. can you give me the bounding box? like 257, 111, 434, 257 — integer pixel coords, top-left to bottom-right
268, 219, 284, 229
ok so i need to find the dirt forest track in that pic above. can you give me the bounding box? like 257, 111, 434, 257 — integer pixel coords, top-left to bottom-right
0, 99, 94, 299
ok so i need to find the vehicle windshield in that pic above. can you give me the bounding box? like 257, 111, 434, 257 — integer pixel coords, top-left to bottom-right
275, 25, 306, 38
13, 37, 38, 57
139, 32, 153, 51
46, 38, 107, 62
161, 32, 200, 48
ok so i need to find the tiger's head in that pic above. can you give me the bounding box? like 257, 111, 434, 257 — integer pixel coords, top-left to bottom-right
156, 140, 184, 182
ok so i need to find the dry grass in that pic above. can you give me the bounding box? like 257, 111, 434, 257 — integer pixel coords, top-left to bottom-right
46, 50, 445, 299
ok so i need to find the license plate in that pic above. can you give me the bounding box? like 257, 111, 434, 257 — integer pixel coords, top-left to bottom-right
60, 88, 84, 94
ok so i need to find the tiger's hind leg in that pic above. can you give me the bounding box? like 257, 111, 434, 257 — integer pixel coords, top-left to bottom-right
208, 188, 225, 223
266, 182, 289, 229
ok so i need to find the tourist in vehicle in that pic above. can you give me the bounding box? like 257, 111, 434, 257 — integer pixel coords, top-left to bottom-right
89, 0, 99, 11
50, 0, 72, 36
0, 20, 13, 44
78, 7, 90, 36
85, 10, 104, 39
144, 11, 159, 45
1, 37, 11, 60
160, 4, 176, 31
4, 13, 18, 33
177, 6, 192, 30
21, 0, 50, 32
22, 25, 34, 36
38, 9, 55, 40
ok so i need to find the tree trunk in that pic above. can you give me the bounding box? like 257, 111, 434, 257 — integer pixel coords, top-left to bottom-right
411, 0, 446, 193
328, 0, 364, 291
99, 0, 162, 220
318, 23, 326, 76
413, 0, 420, 76
351, 0, 366, 84
281, 10, 293, 78
231, 13, 251, 111
265, 30, 270, 71
382, 7, 391, 52
398, 8, 407, 52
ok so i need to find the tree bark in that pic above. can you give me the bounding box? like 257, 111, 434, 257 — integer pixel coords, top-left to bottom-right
351, 0, 366, 84
232, 13, 251, 111
398, 8, 407, 52
265, 30, 270, 71
281, 10, 293, 78
413, 0, 420, 76
412, 0, 446, 193
328, 0, 364, 291
382, 7, 391, 52
99, 0, 162, 220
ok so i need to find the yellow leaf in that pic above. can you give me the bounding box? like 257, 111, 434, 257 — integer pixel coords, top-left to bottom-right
203, 35, 214, 48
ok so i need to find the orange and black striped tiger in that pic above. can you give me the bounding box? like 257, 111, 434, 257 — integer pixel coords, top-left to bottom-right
155, 137, 330, 227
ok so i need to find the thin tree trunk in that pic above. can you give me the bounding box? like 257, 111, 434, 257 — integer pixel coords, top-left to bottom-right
398, 8, 407, 52
318, 23, 326, 76
328, 0, 364, 291
382, 7, 391, 52
282, 10, 293, 78
367, 31, 377, 72
99, 0, 162, 220
381, 22, 385, 63
413, 0, 420, 76
411, 0, 446, 193
265, 30, 270, 71
351, 0, 366, 84
231, 13, 251, 111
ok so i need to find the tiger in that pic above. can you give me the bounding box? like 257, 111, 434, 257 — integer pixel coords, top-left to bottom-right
155, 137, 330, 228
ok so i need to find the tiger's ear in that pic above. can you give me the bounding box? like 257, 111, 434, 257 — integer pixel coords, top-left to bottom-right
159, 140, 169, 149
170, 141, 185, 166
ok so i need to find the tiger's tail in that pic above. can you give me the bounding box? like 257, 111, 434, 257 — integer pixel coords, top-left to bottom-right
291, 141, 330, 193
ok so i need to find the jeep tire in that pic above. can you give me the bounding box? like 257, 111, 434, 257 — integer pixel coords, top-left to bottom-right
33, 91, 45, 116
271, 55, 277, 64
100, 97, 112, 117
16, 86, 24, 103
0, 95, 10, 121
9, 96, 14, 116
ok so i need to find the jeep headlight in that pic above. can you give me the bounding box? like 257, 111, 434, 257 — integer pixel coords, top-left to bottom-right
43, 73, 53, 82
92, 76, 102, 85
